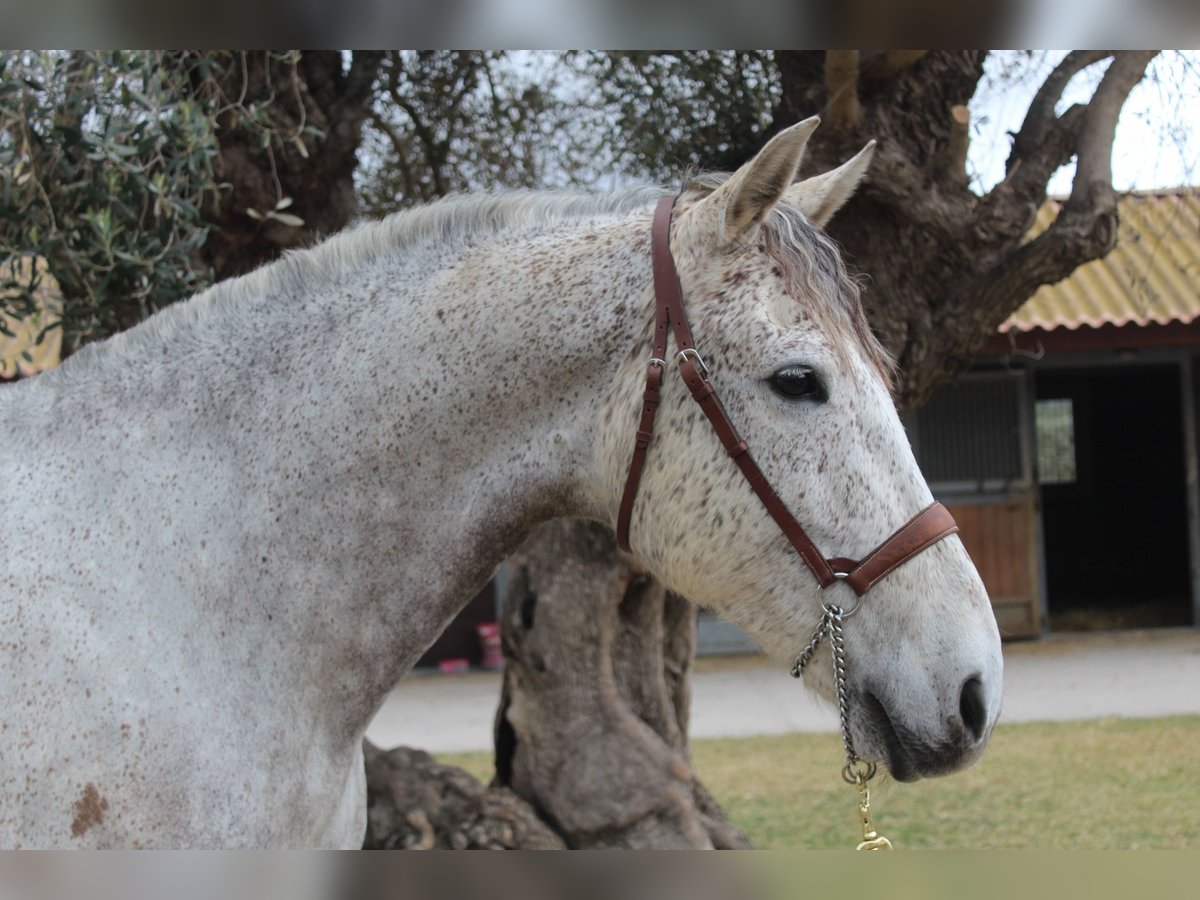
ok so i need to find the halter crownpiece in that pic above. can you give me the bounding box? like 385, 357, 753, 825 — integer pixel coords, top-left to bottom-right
617, 195, 959, 597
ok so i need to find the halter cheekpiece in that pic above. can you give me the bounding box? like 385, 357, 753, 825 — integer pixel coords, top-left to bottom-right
617, 195, 959, 597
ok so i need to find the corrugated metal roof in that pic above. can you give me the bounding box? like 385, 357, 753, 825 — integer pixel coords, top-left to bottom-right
1002, 189, 1200, 333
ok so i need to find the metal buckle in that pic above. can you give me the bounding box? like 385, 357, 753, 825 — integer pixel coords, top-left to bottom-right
676, 347, 710, 377
648, 357, 666, 369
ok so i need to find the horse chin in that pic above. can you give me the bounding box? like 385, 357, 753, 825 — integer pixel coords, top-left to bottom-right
857, 687, 986, 783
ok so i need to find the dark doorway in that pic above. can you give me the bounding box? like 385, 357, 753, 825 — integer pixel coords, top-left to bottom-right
1035, 366, 1192, 631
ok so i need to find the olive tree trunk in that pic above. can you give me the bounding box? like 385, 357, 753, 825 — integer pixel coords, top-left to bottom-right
491, 520, 750, 848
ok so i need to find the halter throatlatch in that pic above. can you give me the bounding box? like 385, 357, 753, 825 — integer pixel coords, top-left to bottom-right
617, 196, 959, 597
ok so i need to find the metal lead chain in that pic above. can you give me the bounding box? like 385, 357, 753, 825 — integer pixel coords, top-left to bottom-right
826, 607, 858, 770
789, 616, 828, 678
791, 603, 892, 851
792, 604, 859, 767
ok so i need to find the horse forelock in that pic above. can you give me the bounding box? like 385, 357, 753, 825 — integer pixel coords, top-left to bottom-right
761, 206, 896, 391
682, 174, 895, 392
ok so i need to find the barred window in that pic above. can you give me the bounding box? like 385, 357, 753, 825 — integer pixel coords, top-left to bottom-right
907, 372, 1027, 491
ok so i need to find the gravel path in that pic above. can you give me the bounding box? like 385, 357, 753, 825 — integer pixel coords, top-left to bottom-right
366, 628, 1200, 753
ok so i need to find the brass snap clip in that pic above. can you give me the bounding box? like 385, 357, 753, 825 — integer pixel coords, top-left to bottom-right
850, 768, 893, 851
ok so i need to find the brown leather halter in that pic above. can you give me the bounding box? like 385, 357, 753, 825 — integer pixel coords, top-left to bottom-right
617, 196, 959, 598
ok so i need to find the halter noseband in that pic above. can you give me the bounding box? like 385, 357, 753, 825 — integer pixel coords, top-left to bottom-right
616, 195, 958, 598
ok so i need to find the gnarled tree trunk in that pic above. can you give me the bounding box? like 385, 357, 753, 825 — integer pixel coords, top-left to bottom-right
364, 519, 751, 849
493, 520, 750, 848
190, 50, 385, 281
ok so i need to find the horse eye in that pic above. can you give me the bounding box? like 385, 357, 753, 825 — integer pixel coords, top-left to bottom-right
769, 366, 826, 401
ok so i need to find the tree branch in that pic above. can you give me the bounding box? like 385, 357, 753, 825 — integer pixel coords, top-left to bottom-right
861, 50, 928, 82
1067, 50, 1158, 209
1007, 50, 1111, 173
384, 59, 449, 198
368, 109, 420, 202
438, 55, 485, 159
824, 51, 861, 131
977, 52, 1154, 250
975, 102, 1087, 248
918, 51, 1157, 409
934, 104, 970, 184
965, 51, 1154, 323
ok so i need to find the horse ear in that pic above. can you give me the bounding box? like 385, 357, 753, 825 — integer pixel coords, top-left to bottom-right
782, 140, 876, 228
687, 116, 820, 248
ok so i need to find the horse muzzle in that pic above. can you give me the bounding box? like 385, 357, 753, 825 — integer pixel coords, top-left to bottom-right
855, 673, 997, 782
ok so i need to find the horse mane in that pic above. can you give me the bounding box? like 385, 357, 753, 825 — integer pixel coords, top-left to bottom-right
39, 180, 892, 390
214, 186, 674, 310
37, 186, 669, 385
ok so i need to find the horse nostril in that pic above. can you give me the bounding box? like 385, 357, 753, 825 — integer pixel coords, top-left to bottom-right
959, 675, 988, 743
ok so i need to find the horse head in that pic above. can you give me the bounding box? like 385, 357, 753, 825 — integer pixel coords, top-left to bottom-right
601, 118, 1003, 781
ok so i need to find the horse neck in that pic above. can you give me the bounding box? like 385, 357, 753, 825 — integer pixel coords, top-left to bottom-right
208, 216, 653, 738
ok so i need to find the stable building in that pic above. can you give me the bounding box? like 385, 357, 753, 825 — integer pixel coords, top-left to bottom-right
908, 188, 1200, 638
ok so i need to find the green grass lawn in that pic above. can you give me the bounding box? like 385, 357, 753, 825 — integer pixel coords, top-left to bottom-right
440, 715, 1200, 849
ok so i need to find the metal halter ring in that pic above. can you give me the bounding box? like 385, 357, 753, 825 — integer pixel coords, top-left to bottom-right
675, 347, 710, 377
842, 759, 877, 785
822, 584, 862, 617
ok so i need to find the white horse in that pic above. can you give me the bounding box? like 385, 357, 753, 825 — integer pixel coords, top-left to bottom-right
0, 118, 1002, 848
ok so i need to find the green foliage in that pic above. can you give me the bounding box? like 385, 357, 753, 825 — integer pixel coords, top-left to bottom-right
0, 50, 320, 351
0, 51, 224, 348
579, 51, 782, 179
358, 51, 785, 215
359, 51, 591, 217
0, 49, 781, 352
